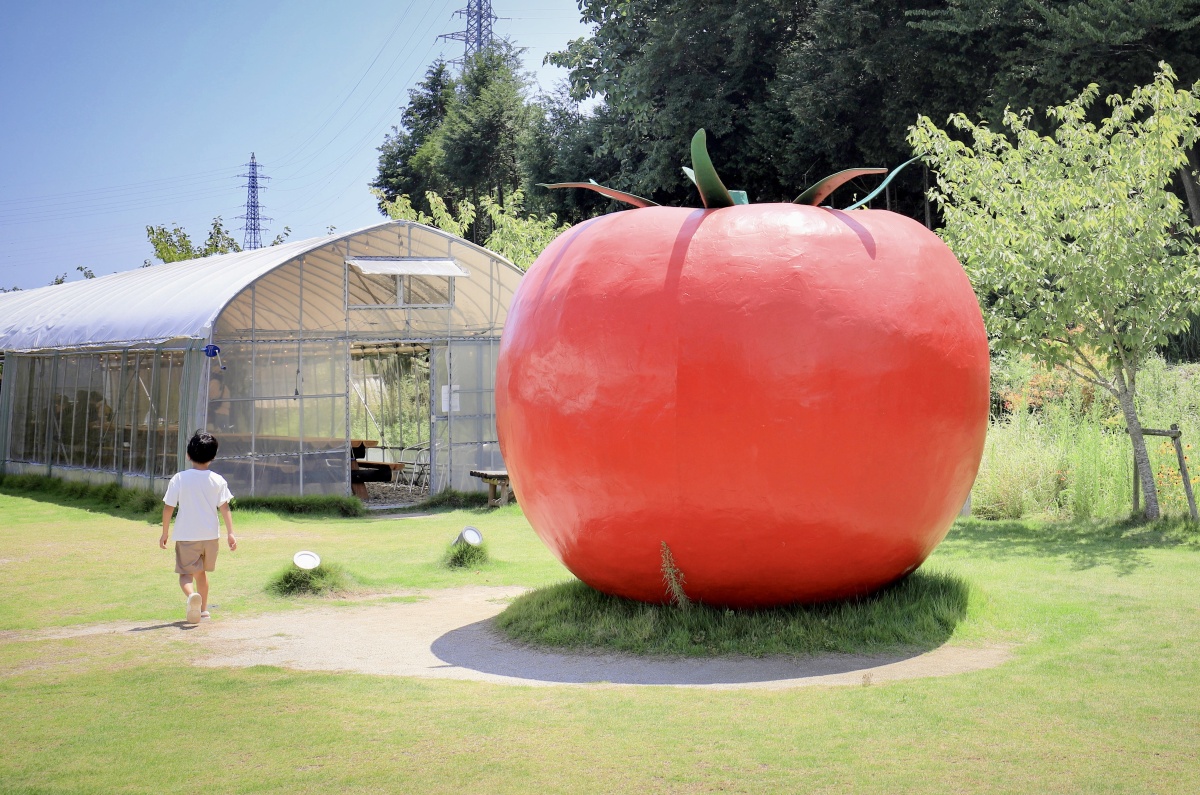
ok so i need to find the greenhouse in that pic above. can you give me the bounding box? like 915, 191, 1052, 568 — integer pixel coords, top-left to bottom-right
0, 220, 523, 498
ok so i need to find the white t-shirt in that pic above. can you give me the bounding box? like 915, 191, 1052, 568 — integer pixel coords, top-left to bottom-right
163, 468, 234, 541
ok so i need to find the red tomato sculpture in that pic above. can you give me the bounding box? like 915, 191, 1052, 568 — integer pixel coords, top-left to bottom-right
496, 132, 989, 607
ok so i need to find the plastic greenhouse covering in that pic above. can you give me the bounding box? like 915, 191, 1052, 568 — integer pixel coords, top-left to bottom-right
0, 221, 522, 498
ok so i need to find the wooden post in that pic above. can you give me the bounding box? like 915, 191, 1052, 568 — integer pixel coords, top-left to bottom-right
1171, 423, 1199, 521
1128, 424, 1198, 520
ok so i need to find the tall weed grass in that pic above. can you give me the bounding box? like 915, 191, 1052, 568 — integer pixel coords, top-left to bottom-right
973, 354, 1200, 520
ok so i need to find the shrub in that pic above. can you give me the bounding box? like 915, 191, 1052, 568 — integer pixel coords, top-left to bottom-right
231, 495, 365, 517
442, 540, 489, 568
266, 562, 352, 596
0, 473, 364, 518
418, 488, 491, 510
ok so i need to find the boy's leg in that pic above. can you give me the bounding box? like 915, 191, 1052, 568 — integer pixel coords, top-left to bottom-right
175, 541, 204, 623
194, 571, 209, 611
176, 542, 199, 597
196, 540, 218, 615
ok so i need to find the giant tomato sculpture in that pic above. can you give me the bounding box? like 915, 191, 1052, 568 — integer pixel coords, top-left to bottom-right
496, 132, 988, 607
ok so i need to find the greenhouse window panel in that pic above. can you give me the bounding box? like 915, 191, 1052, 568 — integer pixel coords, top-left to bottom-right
346, 258, 470, 277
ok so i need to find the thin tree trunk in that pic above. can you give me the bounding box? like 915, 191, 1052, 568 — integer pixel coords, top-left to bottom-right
923, 165, 932, 229
1179, 147, 1200, 228
470, 188, 479, 244
1115, 368, 1160, 519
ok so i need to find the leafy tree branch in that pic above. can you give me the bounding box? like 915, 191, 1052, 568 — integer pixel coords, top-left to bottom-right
910, 63, 1200, 519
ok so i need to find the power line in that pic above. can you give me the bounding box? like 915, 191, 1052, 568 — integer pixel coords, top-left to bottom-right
0, 184, 237, 227
0, 169, 237, 210
0, 2, 448, 217
264, 4, 425, 174
1, 0, 581, 286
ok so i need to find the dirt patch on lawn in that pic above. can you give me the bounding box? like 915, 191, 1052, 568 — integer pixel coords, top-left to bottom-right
6, 586, 1011, 689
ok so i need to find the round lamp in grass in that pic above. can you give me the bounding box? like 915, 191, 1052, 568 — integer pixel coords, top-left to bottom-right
443, 526, 489, 569
495, 130, 988, 608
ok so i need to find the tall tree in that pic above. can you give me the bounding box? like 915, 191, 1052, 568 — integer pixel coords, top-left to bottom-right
546, 0, 1200, 219
773, 0, 998, 215
912, 0, 1200, 217
373, 45, 537, 242
911, 1, 1200, 119
372, 61, 457, 217
548, 0, 806, 204
437, 44, 534, 240
909, 66, 1200, 519
520, 86, 615, 221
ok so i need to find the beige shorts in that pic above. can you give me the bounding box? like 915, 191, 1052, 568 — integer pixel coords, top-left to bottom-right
175, 540, 218, 575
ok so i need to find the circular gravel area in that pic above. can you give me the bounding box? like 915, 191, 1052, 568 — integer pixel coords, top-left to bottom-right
15, 586, 1010, 689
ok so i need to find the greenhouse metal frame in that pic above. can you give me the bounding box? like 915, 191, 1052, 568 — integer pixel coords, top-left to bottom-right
0, 221, 522, 497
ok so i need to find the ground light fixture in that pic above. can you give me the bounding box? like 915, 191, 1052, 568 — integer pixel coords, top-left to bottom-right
455, 527, 483, 547
293, 550, 321, 570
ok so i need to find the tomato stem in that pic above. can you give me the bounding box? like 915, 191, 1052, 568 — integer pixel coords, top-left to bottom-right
688, 129, 736, 209
538, 180, 659, 208
842, 158, 921, 210
793, 168, 887, 206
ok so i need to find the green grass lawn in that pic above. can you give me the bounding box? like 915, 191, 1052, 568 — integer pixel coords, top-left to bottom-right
1, 492, 1199, 793
0, 494, 555, 630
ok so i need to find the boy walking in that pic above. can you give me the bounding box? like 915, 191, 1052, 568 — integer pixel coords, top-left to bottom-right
160, 431, 237, 624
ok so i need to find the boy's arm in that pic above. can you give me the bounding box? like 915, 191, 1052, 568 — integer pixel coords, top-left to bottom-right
220, 502, 237, 550
160, 505, 174, 549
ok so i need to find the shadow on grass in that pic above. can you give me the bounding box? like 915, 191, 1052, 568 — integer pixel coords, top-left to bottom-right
431, 570, 972, 685
127, 621, 198, 632
944, 516, 1200, 576
432, 619, 938, 685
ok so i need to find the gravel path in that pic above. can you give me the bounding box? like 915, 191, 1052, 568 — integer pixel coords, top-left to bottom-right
10, 586, 1010, 689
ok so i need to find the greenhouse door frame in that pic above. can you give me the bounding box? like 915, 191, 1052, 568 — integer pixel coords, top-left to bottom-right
429, 337, 503, 494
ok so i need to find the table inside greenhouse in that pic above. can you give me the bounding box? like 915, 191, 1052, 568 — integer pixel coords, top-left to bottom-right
210, 435, 376, 448
117, 423, 180, 478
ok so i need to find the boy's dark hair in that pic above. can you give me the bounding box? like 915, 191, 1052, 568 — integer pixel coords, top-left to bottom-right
187, 431, 219, 464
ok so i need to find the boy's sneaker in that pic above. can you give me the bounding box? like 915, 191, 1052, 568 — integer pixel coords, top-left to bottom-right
185, 593, 202, 624
200, 610, 211, 619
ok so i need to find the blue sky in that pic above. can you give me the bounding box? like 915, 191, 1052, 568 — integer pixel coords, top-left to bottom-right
0, 1, 591, 289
